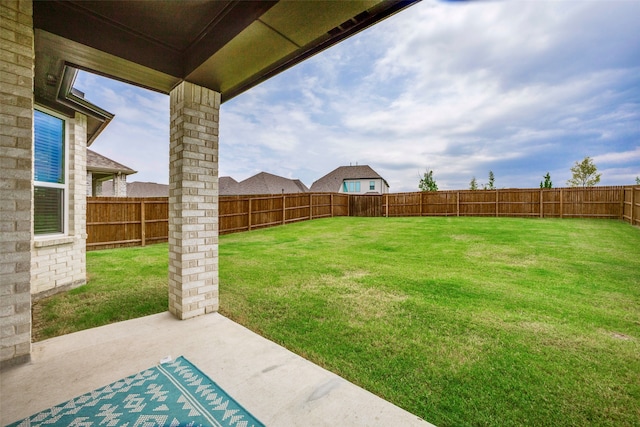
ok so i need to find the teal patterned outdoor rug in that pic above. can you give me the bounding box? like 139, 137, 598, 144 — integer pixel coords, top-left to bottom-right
8, 356, 264, 427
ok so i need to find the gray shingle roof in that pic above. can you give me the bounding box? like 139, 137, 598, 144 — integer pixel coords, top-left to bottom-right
233, 172, 309, 195
87, 149, 136, 174
310, 165, 388, 192
100, 181, 168, 197
126, 182, 168, 197
219, 176, 240, 195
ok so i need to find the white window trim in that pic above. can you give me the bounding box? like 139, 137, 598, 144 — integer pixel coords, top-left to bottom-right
34, 105, 70, 239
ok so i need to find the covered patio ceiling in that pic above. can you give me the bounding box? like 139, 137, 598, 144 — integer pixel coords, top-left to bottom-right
34, 0, 419, 103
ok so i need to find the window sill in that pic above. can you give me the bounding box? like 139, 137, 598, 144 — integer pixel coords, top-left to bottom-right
34, 236, 75, 248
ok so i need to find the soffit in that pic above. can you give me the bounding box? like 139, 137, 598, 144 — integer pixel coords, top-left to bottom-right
33, 0, 418, 102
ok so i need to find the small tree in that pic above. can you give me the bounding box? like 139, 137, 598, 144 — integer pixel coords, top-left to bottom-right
481, 170, 496, 190
636, 176, 640, 185
418, 169, 438, 192
487, 170, 495, 190
469, 176, 478, 190
567, 157, 601, 187
540, 172, 552, 189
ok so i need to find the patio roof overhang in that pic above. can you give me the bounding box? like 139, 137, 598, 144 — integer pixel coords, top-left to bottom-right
33, 0, 419, 104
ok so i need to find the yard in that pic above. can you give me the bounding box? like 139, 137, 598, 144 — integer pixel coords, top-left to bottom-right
33, 217, 640, 426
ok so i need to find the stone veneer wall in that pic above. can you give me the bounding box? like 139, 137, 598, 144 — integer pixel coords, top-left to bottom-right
168, 81, 219, 319
31, 112, 88, 298
0, 0, 34, 367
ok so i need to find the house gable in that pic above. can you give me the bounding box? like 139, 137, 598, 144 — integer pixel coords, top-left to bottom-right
310, 165, 390, 194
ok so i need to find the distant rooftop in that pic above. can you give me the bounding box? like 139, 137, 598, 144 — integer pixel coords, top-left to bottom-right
86, 149, 136, 175
222, 172, 309, 196
310, 165, 388, 193
101, 181, 168, 197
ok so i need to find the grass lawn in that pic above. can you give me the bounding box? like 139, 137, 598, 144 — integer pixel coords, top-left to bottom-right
34, 217, 640, 426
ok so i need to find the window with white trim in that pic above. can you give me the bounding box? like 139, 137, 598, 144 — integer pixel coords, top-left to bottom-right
369, 180, 375, 191
342, 181, 361, 193
34, 108, 67, 235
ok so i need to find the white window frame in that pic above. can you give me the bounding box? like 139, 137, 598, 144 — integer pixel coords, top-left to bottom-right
33, 105, 69, 238
343, 180, 361, 193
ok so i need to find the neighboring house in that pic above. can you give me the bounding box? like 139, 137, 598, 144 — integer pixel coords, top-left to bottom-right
219, 177, 240, 195
101, 181, 169, 197
222, 172, 309, 195
310, 165, 390, 194
86, 149, 136, 197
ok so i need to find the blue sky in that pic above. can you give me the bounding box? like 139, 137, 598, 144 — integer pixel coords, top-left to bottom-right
75, 0, 640, 192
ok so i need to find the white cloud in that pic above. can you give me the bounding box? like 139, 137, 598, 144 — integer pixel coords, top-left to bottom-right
594, 147, 640, 165
78, 0, 640, 191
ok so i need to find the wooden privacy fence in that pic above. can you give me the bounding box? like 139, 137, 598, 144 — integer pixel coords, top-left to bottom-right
219, 193, 349, 234
380, 186, 638, 221
86, 193, 349, 250
86, 186, 639, 250
87, 197, 169, 250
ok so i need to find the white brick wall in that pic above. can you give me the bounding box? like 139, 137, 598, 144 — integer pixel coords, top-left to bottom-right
0, 0, 33, 367
168, 82, 220, 319
31, 112, 88, 297
113, 173, 127, 197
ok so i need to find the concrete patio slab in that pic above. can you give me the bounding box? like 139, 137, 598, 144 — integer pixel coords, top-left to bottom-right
0, 312, 434, 426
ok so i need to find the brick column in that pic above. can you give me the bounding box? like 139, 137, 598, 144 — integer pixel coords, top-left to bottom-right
0, 0, 33, 367
86, 171, 93, 196
113, 173, 127, 197
93, 178, 103, 196
168, 82, 219, 319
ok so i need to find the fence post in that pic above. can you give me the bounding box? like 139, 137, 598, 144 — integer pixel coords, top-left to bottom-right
540, 189, 543, 218
495, 190, 499, 217
631, 186, 636, 226
309, 193, 313, 220
456, 191, 460, 217
331, 194, 334, 217
559, 189, 564, 218
140, 200, 146, 246
248, 197, 252, 231
385, 193, 389, 217
282, 194, 286, 225
620, 188, 625, 221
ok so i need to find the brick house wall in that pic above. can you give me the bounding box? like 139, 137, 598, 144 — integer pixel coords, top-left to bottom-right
0, 0, 34, 367
31, 112, 88, 298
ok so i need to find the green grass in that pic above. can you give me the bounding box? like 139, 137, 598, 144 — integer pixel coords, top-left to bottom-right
32, 243, 168, 340
34, 217, 640, 426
